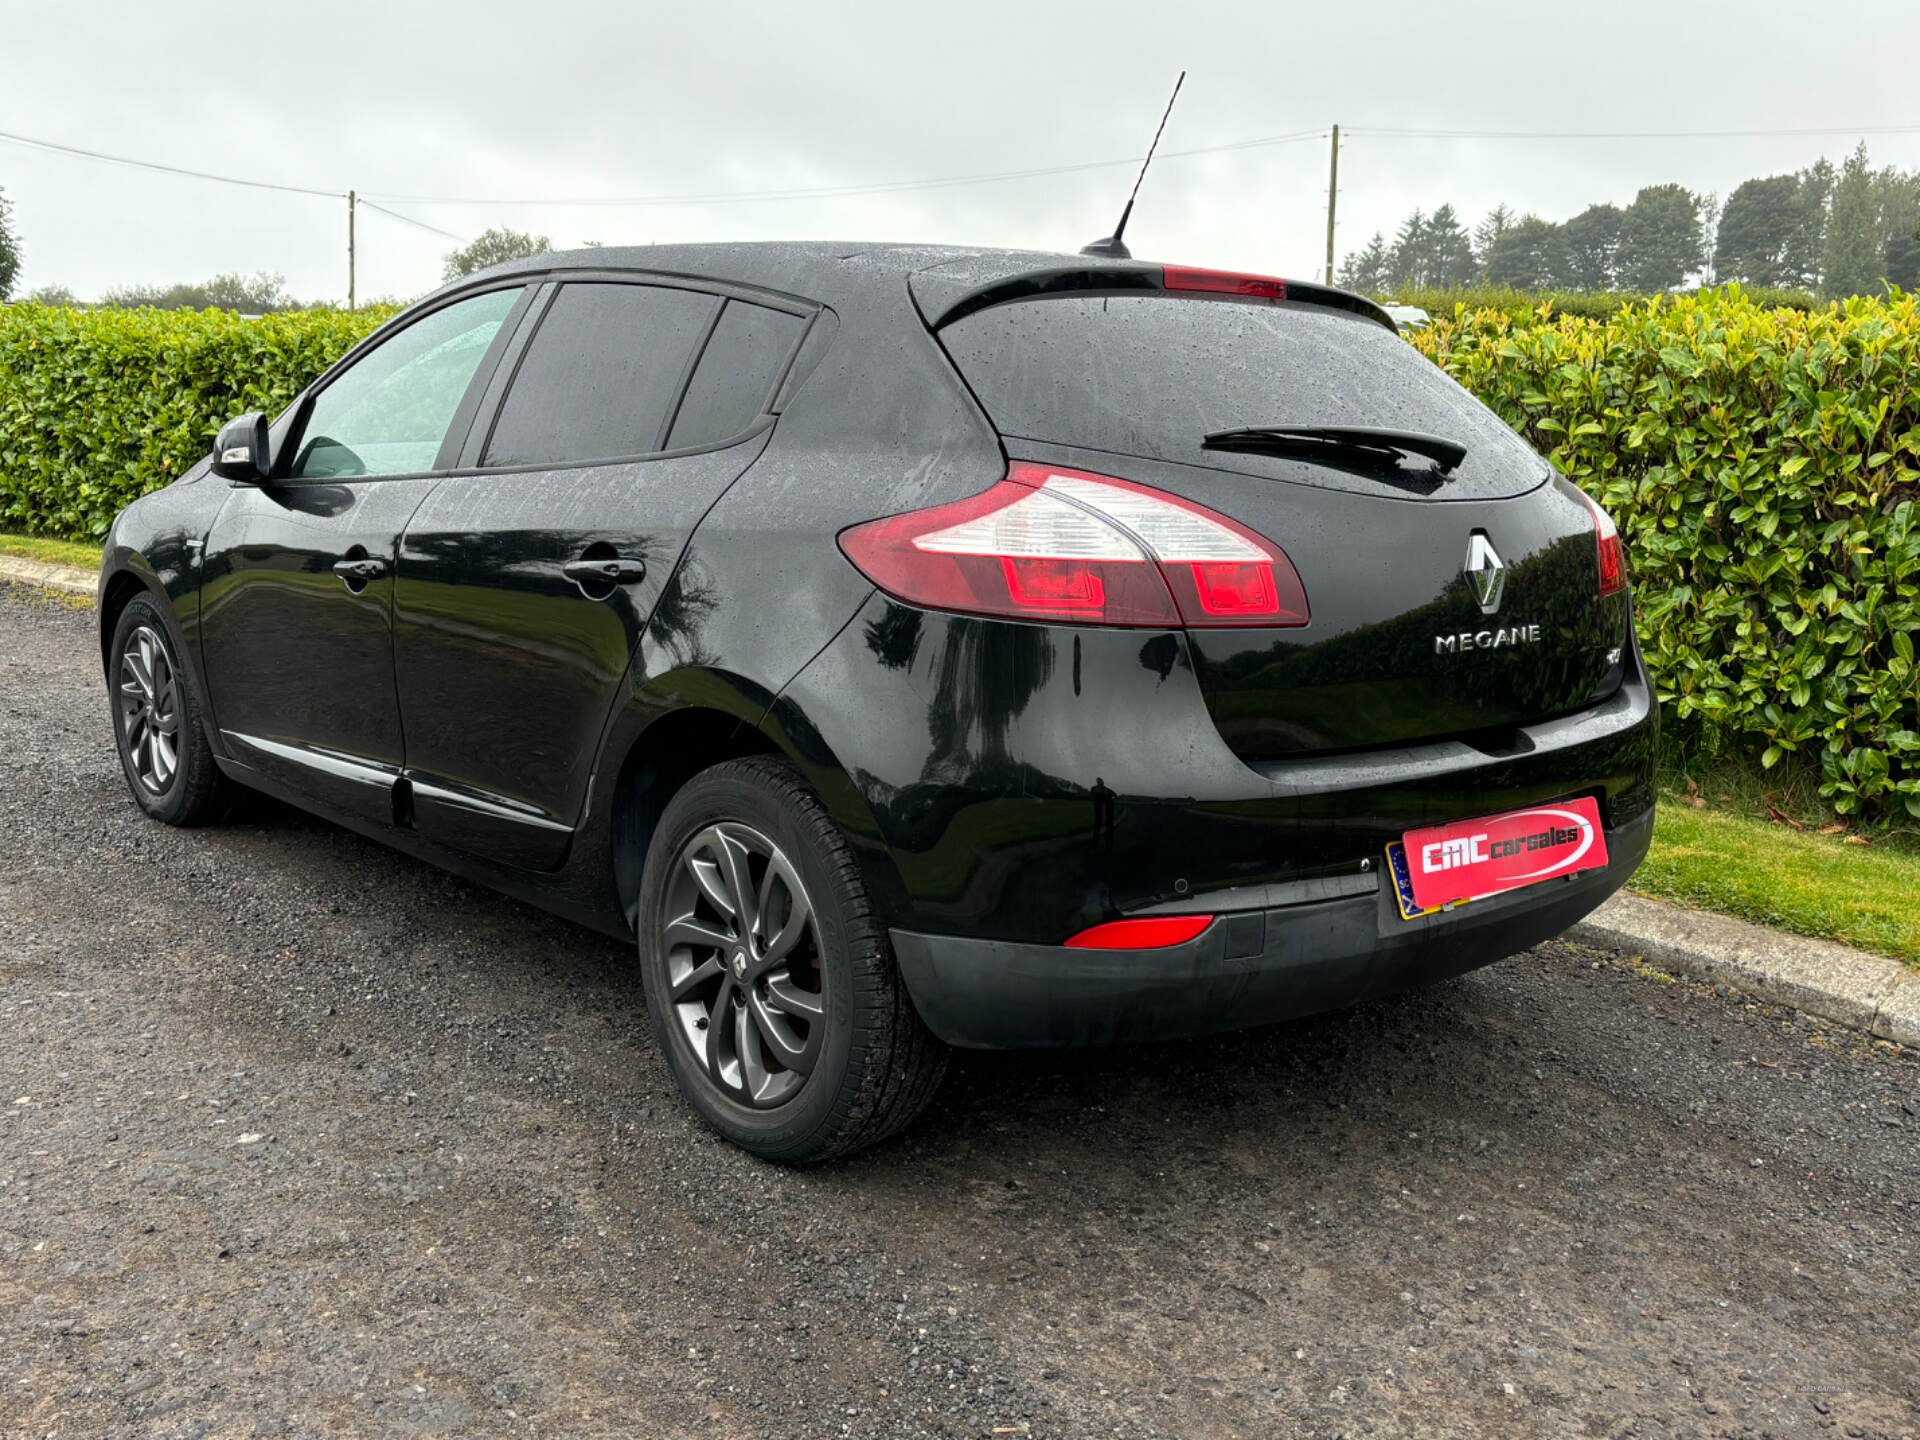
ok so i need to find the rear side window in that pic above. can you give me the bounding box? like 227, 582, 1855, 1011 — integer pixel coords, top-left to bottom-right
939, 296, 1540, 484
483, 283, 718, 468
667, 301, 807, 450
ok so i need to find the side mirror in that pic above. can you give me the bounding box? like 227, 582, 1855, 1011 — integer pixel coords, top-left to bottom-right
211, 412, 271, 484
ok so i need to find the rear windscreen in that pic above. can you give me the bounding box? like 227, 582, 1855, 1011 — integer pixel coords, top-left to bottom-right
938, 295, 1544, 487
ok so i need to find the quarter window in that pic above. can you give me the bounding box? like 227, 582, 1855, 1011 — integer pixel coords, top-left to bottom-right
667, 301, 807, 450
482, 283, 719, 468
290, 287, 521, 479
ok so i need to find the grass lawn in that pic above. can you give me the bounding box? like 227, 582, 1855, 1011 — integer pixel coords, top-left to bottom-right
0, 531, 101, 570
1634, 794, 1920, 967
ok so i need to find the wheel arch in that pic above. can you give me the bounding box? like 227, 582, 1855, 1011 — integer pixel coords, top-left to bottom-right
97, 564, 159, 674
602, 680, 909, 938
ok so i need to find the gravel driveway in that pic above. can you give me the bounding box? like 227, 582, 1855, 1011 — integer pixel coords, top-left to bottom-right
3, 583, 1918, 1440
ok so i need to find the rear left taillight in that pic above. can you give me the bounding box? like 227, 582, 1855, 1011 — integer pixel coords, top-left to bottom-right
1578, 490, 1626, 597
837, 462, 1309, 628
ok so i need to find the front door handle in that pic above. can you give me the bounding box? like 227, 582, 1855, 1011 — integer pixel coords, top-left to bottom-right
331, 557, 388, 583
563, 556, 647, 587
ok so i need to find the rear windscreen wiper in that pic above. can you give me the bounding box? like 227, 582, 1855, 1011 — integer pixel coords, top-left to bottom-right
1203, 425, 1468, 475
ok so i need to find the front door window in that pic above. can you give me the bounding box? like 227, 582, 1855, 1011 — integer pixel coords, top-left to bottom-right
290, 288, 521, 479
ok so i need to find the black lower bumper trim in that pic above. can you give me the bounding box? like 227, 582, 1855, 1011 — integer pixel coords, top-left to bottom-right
892, 807, 1654, 1049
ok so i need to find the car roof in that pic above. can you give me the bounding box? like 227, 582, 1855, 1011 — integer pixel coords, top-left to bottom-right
473, 241, 1144, 309
468, 241, 1393, 331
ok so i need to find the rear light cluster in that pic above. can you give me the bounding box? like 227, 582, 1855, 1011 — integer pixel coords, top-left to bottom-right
838, 463, 1309, 629
1578, 490, 1626, 597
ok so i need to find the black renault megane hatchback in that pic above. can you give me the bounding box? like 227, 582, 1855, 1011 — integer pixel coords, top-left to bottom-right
99, 242, 1656, 1161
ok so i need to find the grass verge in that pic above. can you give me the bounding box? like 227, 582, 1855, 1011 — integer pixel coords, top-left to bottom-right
1634, 794, 1920, 967
0, 531, 101, 569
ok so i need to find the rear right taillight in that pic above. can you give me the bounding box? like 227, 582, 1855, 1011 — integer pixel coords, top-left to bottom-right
838, 463, 1310, 629
1578, 490, 1626, 597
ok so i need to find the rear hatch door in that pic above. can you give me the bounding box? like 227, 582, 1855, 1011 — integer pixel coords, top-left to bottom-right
928, 281, 1628, 759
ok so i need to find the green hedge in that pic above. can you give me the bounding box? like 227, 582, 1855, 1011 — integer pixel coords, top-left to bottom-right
3, 291, 1916, 822
1379, 285, 1823, 322
0, 304, 390, 539
1409, 287, 1920, 821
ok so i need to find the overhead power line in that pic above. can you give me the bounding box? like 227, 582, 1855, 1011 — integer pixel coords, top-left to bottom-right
359, 129, 1330, 208
0, 121, 1328, 211
355, 198, 466, 243
1349, 122, 1920, 141
0, 126, 342, 198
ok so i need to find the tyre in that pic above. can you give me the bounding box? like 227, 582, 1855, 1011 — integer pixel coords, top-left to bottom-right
109, 595, 229, 826
637, 756, 947, 1163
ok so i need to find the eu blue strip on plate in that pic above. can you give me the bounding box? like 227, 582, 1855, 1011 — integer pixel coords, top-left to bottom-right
1386, 841, 1469, 921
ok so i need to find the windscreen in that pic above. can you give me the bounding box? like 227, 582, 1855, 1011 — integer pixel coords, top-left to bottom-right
939, 295, 1547, 496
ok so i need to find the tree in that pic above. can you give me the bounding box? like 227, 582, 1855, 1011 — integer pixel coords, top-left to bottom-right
1425, 204, 1477, 287
1888, 218, 1920, 291
0, 185, 20, 302
24, 284, 77, 306
1822, 144, 1884, 297
1336, 231, 1392, 293
1387, 209, 1430, 289
1562, 203, 1625, 291
1472, 204, 1515, 275
1618, 184, 1705, 291
1713, 175, 1812, 286
1785, 159, 1835, 289
99, 272, 301, 312
443, 227, 551, 282
1874, 167, 1920, 289
1484, 215, 1568, 289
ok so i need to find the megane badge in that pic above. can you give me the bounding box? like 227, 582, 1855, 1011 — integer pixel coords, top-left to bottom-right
1464, 532, 1505, 615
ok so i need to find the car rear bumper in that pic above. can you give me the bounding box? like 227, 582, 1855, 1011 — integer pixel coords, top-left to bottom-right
891, 805, 1652, 1049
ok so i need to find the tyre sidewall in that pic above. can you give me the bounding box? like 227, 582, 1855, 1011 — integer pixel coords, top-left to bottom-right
637, 765, 863, 1161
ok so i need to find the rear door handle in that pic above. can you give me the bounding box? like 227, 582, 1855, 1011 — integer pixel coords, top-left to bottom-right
331, 558, 388, 582
563, 557, 647, 587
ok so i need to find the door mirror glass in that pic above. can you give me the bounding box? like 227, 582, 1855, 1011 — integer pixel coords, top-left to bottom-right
211, 412, 271, 483
289, 287, 522, 480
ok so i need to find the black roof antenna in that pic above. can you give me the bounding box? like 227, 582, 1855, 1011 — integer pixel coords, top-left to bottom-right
1080, 71, 1186, 260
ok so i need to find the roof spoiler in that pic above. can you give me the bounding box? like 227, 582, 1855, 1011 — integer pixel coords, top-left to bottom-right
912, 260, 1398, 333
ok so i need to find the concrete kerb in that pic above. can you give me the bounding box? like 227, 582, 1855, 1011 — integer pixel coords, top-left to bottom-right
1571, 890, 1919, 1049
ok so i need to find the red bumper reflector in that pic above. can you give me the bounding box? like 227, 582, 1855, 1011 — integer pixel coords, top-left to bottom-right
1162, 265, 1286, 300
1063, 915, 1214, 949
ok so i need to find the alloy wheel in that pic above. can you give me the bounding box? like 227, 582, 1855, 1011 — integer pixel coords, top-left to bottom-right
662, 822, 827, 1108
118, 624, 181, 795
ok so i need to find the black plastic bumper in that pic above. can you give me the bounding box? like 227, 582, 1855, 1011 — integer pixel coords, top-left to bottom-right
891, 806, 1653, 1049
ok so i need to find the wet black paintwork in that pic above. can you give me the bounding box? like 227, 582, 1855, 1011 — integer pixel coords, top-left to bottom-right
392, 434, 772, 869
98, 241, 1658, 1023
198, 477, 439, 823
773, 594, 1655, 946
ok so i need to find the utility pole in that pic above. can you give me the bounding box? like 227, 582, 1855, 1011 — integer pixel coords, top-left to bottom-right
347, 190, 356, 310
1324, 124, 1340, 286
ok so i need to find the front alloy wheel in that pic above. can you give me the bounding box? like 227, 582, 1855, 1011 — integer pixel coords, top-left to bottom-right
107, 595, 228, 826
663, 822, 826, 1108
118, 624, 181, 795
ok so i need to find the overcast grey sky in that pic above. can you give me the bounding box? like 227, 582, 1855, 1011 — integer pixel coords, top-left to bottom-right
5, 0, 1918, 303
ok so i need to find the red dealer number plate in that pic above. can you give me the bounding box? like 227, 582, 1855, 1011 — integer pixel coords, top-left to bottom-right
1400, 796, 1609, 913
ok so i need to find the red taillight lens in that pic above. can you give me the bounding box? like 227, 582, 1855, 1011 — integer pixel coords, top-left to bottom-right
1064, 915, 1214, 949
836, 478, 1180, 624
1578, 490, 1626, 597
838, 463, 1309, 629
1162, 265, 1286, 300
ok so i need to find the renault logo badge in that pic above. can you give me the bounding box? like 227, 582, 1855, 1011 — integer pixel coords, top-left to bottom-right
1464, 532, 1505, 615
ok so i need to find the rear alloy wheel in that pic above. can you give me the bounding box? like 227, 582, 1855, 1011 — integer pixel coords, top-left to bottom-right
663, 821, 826, 1109
109, 595, 229, 825
638, 757, 946, 1163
